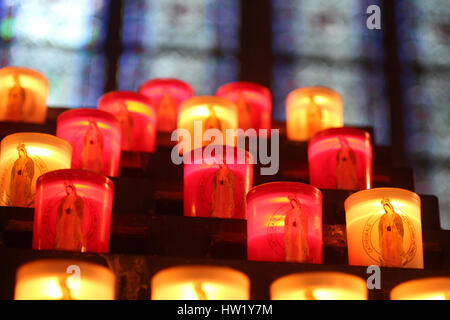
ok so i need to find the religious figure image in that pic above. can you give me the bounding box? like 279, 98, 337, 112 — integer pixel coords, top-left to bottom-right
5, 74, 26, 122
284, 194, 309, 263
193, 282, 207, 300
306, 96, 322, 138
81, 118, 104, 173
211, 163, 235, 218
157, 88, 177, 132
9, 143, 34, 207
116, 101, 134, 149
336, 136, 357, 190
55, 182, 85, 252
236, 92, 252, 130
378, 198, 405, 267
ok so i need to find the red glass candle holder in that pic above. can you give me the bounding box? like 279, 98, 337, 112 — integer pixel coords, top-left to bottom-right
33, 169, 114, 253
138, 78, 194, 132
184, 146, 253, 219
56, 109, 122, 177
216, 82, 272, 135
98, 91, 156, 153
308, 127, 372, 190
247, 182, 323, 263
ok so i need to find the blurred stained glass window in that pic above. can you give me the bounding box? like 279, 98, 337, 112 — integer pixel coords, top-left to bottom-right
396, 0, 450, 229
118, 0, 240, 95
272, 0, 388, 145
0, 0, 110, 107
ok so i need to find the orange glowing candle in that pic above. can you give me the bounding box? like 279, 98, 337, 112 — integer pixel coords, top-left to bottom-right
391, 277, 450, 300
0, 66, 49, 123
286, 87, 343, 141
139, 78, 194, 132
216, 81, 272, 136
0, 133, 72, 207
151, 265, 249, 300
177, 96, 238, 155
270, 272, 368, 300
98, 91, 157, 152
15, 259, 115, 300
345, 188, 424, 269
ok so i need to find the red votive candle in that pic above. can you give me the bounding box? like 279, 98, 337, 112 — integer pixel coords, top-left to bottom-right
32, 169, 114, 253
247, 182, 323, 263
138, 78, 194, 132
216, 82, 272, 135
184, 146, 253, 219
98, 91, 156, 152
56, 109, 122, 177
308, 127, 372, 190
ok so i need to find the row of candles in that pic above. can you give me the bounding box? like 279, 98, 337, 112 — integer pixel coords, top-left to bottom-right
14, 260, 450, 300
0, 66, 446, 299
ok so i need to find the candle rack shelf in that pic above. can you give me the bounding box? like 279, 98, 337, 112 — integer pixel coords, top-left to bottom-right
0, 108, 449, 300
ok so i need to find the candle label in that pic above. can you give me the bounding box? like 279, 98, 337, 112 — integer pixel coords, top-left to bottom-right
306, 97, 322, 138
40, 181, 99, 252
335, 136, 357, 190
80, 118, 104, 173
3, 74, 35, 122
0, 143, 48, 207
157, 89, 177, 132
115, 101, 134, 150
362, 198, 417, 267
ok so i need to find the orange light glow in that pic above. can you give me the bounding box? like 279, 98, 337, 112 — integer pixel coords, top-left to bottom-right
151, 265, 249, 300
0, 66, 49, 123
344, 188, 424, 269
286, 87, 343, 141
390, 277, 450, 300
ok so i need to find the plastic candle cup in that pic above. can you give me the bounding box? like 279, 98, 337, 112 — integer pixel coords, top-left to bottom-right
138, 78, 193, 132
184, 145, 253, 219
177, 96, 238, 155
33, 169, 114, 253
56, 108, 122, 177
246, 182, 323, 263
98, 91, 157, 153
308, 127, 372, 190
151, 265, 250, 300
344, 188, 424, 269
390, 277, 450, 300
270, 272, 368, 300
0, 66, 49, 123
216, 82, 272, 136
14, 259, 115, 300
286, 86, 343, 141
0, 133, 72, 208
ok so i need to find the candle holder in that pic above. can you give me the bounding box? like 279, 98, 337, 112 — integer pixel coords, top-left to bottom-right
0, 66, 49, 123
33, 169, 114, 253
391, 277, 450, 300
184, 145, 253, 219
344, 188, 424, 269
151, 265, 249, 300
56, 108, 122, 177
286, 86, 343, 141
177, 96, 238, 155
14, 259, 115, 300
0, 133, 72, 207
98, 91, 157, 152
139, 78, 194, 132
308, 127, 372, 190
270, 272, 367, 300
216, 82, 271, 135
246, 182, 323, 264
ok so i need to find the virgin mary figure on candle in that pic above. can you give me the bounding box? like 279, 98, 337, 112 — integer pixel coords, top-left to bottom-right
379, 198, 405, 267
9, 143, 34, 207
284, 194, 309, 263
116, 101, 134, 149
336, 136, 357, 190
237, 92, 252, 130
306, 96, 322, 138
81, 118, 104, 173
157, 88, 177, 132
55, 181, 85, 252
211, 163, 235, 218
5, 74, 26, 122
